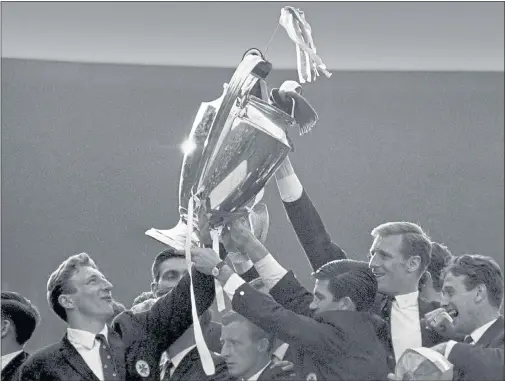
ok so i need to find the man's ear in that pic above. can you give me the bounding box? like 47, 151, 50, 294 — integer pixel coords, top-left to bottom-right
420, 271, 432, 288
58, 294, 75, 310
1, 319, 11, 339
337, 296, 355, 311
475, 284, 487, 304
150, 282, 157, 295
407, 256, 422, 273
257, 337, 270, 353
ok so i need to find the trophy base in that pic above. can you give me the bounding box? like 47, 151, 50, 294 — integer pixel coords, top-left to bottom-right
145, 219, 199, 251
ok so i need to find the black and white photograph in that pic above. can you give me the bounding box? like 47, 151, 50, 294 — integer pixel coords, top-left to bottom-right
1, 2, 504, 381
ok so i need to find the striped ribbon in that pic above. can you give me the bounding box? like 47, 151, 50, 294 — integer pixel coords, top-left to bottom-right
186, 196, 215, 375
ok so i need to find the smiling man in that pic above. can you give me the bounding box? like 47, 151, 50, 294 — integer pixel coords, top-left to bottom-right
190, 220, 390, 381
427, 254, 504, 381
19, 252, 215, 381
368, 222, 445, 369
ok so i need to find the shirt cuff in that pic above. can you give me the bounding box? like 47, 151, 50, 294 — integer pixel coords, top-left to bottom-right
223, 273, 246, 300
444, 340, 458, 358
255, 254, 288, 290
276, 174, 303, 202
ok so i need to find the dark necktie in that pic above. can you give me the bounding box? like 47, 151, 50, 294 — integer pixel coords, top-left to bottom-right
96, 334, 118, 380
161, 358, 174, 381
381, 296, 396, 370
464, 335, 474, 344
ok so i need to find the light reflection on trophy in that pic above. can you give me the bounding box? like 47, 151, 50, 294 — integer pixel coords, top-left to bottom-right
146, 49, 297, 248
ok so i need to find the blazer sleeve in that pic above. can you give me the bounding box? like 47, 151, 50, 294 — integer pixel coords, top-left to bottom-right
448, 341, 504, 381
269, 271, 314, 317
113, 266, 215, 350
283, 190, 347, 271
231, 281, 346, 354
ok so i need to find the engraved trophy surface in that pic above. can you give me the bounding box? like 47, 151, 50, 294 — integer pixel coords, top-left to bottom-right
146, 50, 294, 248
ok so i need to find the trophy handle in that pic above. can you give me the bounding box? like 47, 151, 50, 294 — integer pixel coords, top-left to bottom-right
197, 53, 272, 195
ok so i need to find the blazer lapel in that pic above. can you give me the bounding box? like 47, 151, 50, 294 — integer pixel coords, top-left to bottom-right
1, 351, 28, 381
170, 347, 200, 381
60, 335, 101, 381
476, 316, 504, 347
107, 328, 127, 381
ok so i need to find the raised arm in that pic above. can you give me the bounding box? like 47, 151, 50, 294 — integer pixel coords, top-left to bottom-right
275, 157, 347, 270
113, 266, 215, 350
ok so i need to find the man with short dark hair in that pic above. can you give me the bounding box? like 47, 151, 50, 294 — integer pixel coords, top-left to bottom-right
419, 242, 453, 303
425, 254, 504, 381
1, 291, 40, 381
151, 248, 187, 298
273, 156, 444, 368
220, 311, 294, 381
19, 252, 215, 381
190, 221, 390, 381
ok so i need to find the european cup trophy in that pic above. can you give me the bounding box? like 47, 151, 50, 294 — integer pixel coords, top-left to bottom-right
146, 49, 297, 249
145, 6, 331, 375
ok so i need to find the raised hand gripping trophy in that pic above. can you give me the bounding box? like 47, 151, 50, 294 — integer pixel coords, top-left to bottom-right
146, 7, 331, 375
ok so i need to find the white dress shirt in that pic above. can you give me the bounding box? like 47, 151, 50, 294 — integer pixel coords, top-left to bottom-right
246, 361, 272, 381
276, 174, 303, 202
1, 350, 23, 371
444, 318, 499, 357
272, 342, 290, 362
224, 254, 288, 299
67, 325, 108, 381
159, 345, 197, 380
390, 291, 423, 360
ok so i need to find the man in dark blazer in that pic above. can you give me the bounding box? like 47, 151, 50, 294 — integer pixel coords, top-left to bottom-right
1, 291, 40, 381
273, 156, 446, 370
425, 254, 504, 381
18, 251, 215, 381
190, 232, 390, 381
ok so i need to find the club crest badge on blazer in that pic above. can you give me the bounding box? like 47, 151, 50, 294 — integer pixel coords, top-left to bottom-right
135, 360, 150, 378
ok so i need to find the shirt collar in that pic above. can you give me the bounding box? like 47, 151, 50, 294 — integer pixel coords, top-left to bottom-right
393, 291, 419, 308
471, 318, 498, 343
1, 350, 24, 371
67, 325, 108, 350
272, 343, 289, 361
247, 361, 272, 381
170, 345, 197, 370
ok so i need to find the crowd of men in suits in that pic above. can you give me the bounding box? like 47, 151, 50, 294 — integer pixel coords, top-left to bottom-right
2, 156, 504, 381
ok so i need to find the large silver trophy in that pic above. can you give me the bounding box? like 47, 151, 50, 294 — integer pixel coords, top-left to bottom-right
146, 50, 297, 248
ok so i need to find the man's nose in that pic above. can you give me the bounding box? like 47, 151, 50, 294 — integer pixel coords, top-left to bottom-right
103, 279, 113, 290
369, 255, 379, 268
221, 343, 231, 357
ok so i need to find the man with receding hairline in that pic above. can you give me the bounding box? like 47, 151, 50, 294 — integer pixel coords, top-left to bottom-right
368, 221, 445, 368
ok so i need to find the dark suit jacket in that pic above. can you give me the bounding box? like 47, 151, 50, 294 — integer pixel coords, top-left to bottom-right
372, 292, 446, 370
448, 316, 504, 381
282, 190, 347, 269
169, 347, 234, 381
1, 351, 29, 381
18, 268, 215, 381
233, 271, 390, 381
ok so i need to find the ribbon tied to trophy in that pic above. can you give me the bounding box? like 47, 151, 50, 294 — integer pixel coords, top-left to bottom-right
145, 6, 331, 375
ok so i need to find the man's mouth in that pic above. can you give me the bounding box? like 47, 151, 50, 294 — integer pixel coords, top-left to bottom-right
372, 271, 385, 279
101, 295, 112, 302
445, 306, 459, 320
